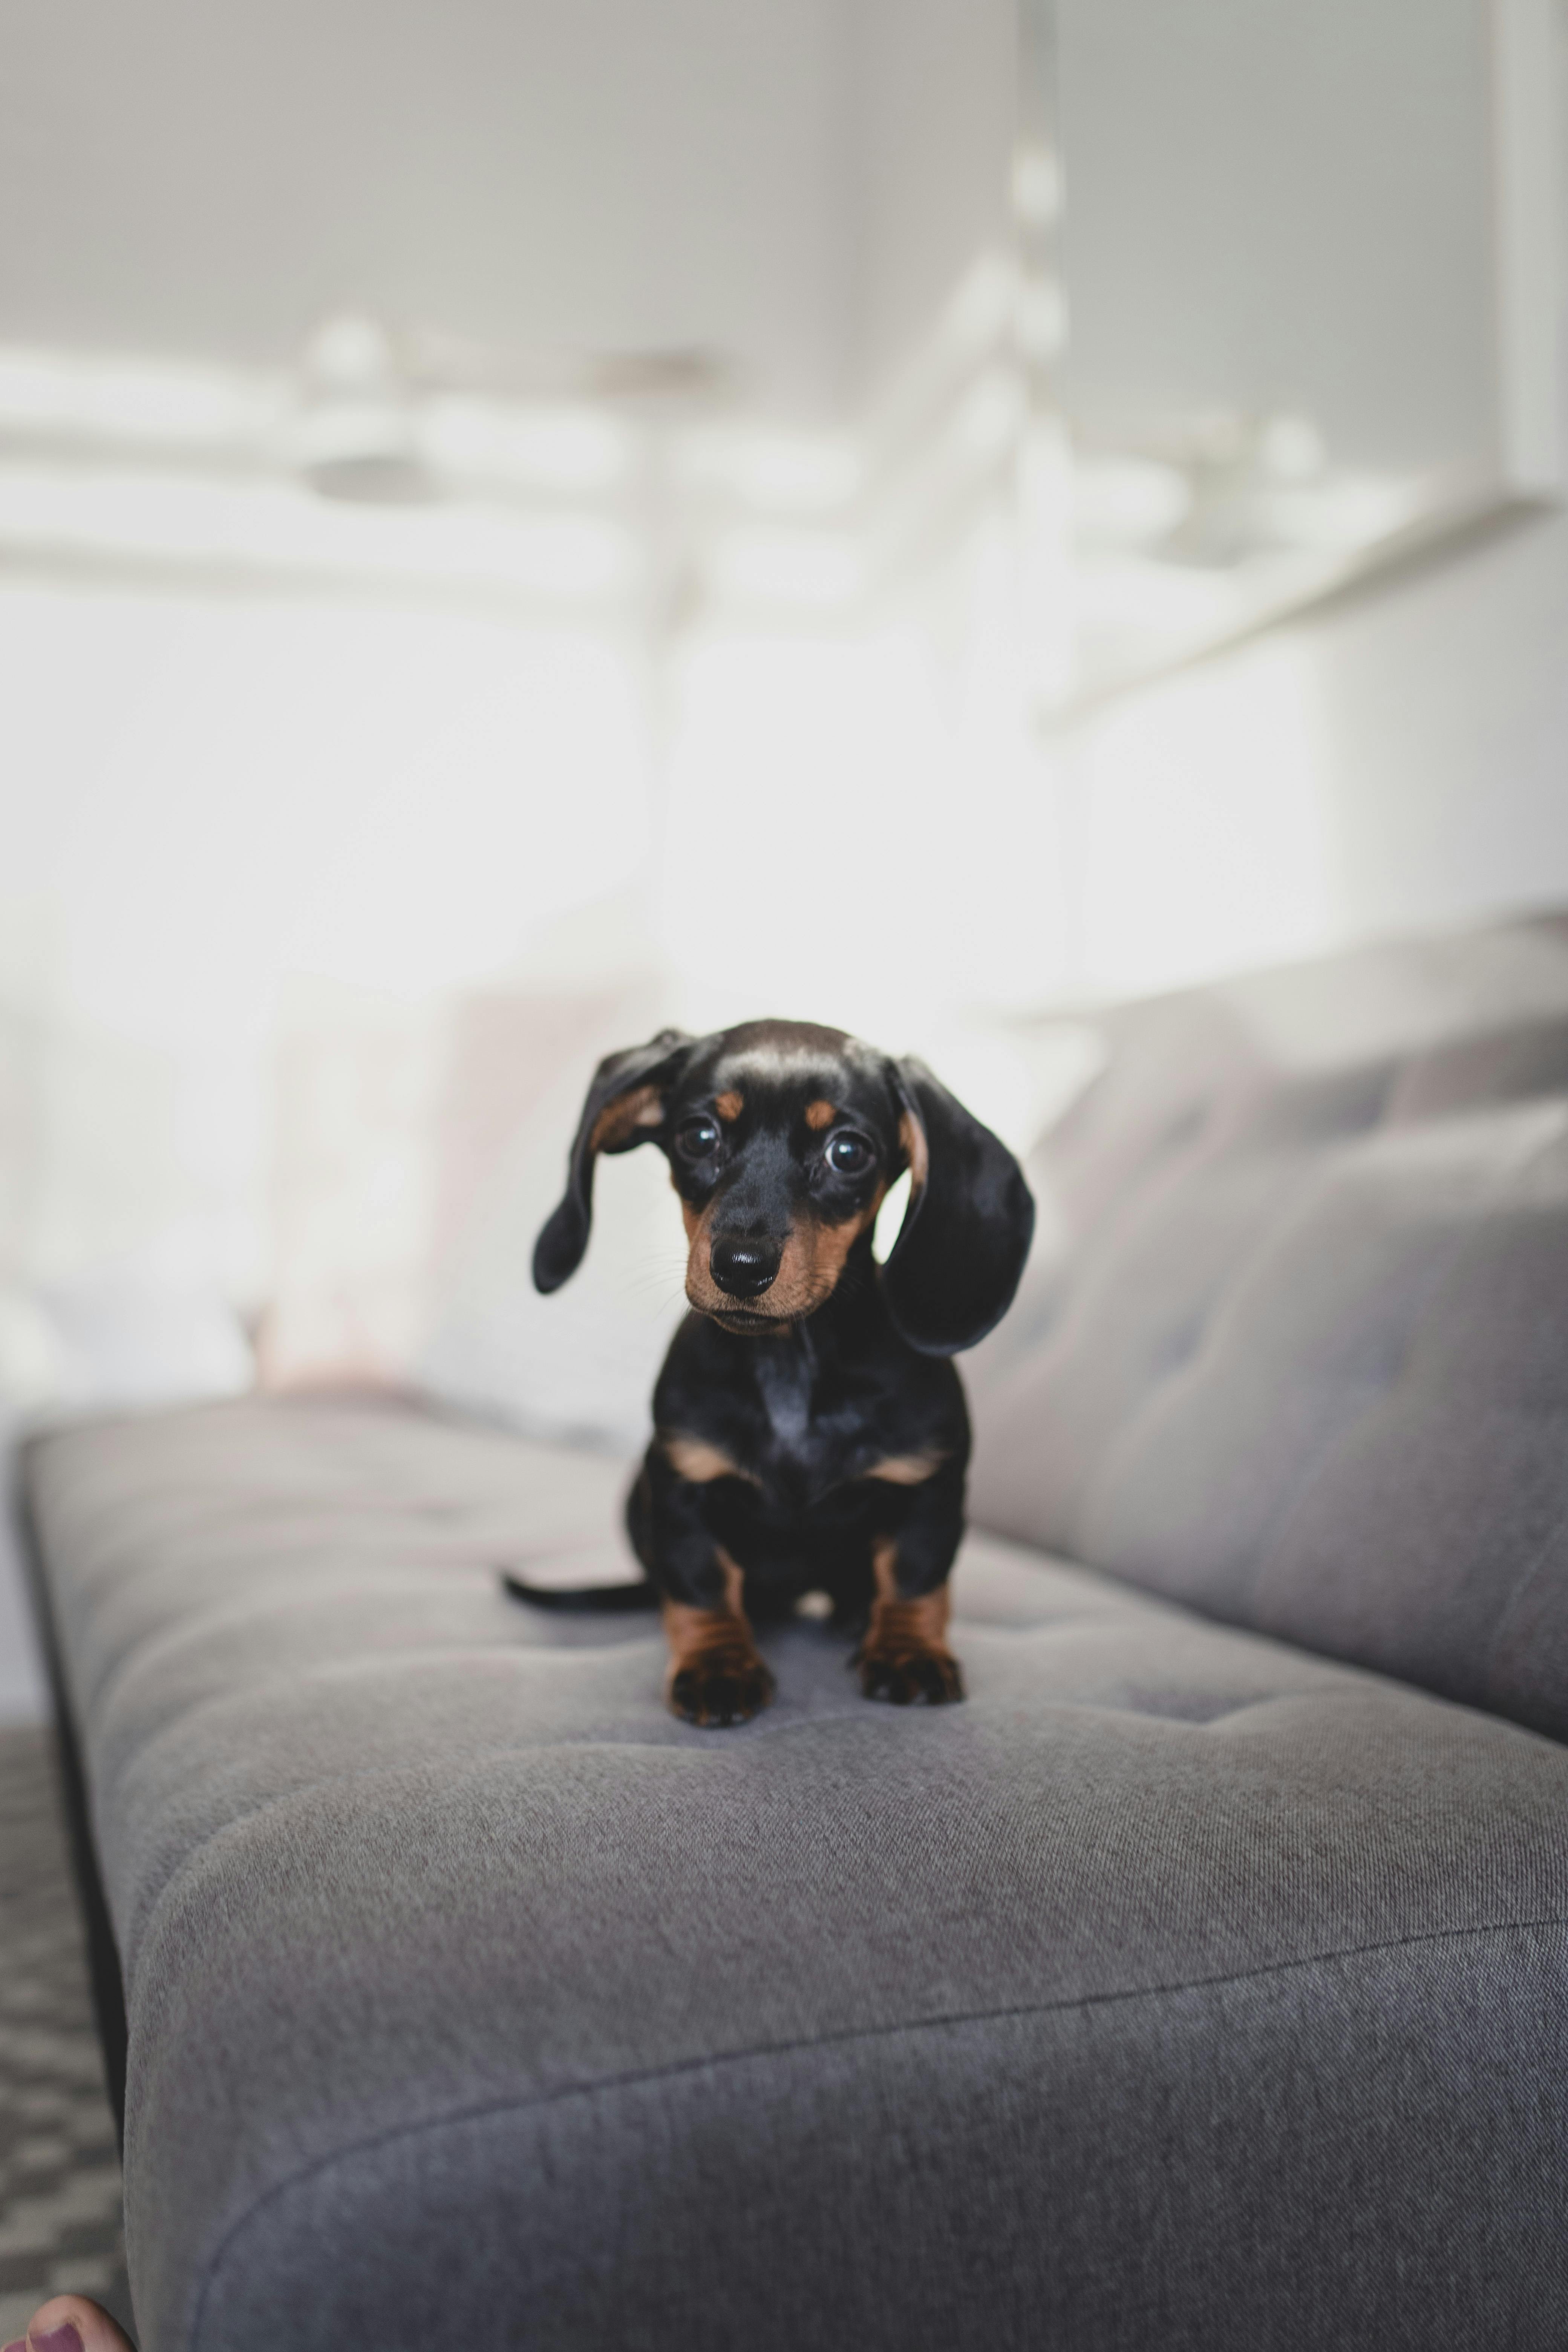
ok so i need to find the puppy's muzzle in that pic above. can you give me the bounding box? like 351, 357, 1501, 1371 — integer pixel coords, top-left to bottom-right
709, 1234, 782, 1299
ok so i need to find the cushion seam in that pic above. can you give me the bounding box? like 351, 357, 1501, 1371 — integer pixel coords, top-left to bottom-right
116, 1681, 1403, 1983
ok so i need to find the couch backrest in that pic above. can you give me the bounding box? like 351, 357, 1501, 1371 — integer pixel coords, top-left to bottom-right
966, 915, 1568, 1743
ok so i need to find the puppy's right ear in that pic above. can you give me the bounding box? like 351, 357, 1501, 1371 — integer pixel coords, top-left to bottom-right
533, 1030, 694, 1293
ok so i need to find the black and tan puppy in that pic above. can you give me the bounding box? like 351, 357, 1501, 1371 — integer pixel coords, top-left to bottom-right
514, 1020, 1034, 1726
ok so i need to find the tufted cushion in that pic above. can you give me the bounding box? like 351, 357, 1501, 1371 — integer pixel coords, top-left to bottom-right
22, 1397, 1568, 2350
967, 914, 1568, 1741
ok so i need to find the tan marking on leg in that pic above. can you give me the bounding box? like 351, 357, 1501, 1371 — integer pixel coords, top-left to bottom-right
717, 1544, 746, 1613
871, 1533, 900, 1603
715, 1090, 744, 1122
804, 1098, 837, 1131
857, 1535, 961, 1702
863, 1450, 947, 1486
663, 1548, 774, 1723
590, 1083, 665, 1153
865, 1580, 953, 1650
899, 1107, 929, 1192
662, 1548, 747, 1664
662, 1433, 760, 1486
662, 1600, 742, 1668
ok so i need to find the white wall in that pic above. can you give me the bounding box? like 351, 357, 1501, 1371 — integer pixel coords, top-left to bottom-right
1054, 0, 1568, 1000
1055, 494, 1568, 1001
846, 0, 1017, 400
1309, 510, 1568, 935
1056, 0, 1497, 474
0, 0, 854, 417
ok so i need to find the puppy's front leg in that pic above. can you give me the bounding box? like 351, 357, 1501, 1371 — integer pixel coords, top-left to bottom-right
856, 1467, 965, 1706
663, 1566, 775, 1729
631, 1450, 775, 1728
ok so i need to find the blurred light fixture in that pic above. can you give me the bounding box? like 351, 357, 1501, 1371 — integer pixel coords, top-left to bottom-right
293, 314, 435, 504
287, 317, 733, 504
0, 320, 1441, 686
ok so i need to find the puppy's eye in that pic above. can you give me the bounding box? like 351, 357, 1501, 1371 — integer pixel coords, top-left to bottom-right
674, 1117, 721, 1162
826, 1131, 874, 1176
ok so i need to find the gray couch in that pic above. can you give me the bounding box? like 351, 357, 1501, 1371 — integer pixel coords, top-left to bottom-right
22, 915, 1568, 2350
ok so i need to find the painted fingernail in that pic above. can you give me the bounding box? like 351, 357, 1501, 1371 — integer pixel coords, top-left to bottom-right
30, 2325, 84, 2352
5, 2336, 27, 2351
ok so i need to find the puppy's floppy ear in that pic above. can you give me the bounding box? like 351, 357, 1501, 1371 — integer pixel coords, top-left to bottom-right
881, 1058, 1035, 1354
533, 1029, 694, 1293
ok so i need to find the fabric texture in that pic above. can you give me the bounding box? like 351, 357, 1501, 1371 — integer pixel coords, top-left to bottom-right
968, 913, 1568, 1742
23, 1394, 1568, 2352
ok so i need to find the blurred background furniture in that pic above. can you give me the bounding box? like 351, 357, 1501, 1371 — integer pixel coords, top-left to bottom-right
20, 913, 1568, 2350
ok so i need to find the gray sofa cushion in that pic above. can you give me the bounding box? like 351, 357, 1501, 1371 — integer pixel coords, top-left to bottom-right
968, 916, 1568, 1742
24, 1397, 1568, 2350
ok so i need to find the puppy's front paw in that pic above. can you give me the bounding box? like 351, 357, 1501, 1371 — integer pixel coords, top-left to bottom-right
855, 1638, 964, 1707
669, 1643, 776, 1728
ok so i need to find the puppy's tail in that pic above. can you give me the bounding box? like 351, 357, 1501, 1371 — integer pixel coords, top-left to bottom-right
501, 1570, 660, 1614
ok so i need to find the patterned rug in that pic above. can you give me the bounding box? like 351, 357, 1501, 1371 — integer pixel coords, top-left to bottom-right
0, 1726, 135, 2346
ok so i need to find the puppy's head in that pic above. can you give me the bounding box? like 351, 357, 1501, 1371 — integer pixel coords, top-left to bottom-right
533, 1018, 1034, 1354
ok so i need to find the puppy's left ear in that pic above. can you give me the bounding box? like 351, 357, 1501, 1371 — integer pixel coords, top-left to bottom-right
881, 1058, 1035, 1354
533, 1029, 694, 1294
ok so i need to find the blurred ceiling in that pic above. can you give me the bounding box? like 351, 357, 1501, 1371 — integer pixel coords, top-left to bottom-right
0, 0, 855, 414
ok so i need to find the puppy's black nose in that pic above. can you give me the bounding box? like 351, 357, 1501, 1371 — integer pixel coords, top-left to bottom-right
710, 1236, 782, 1298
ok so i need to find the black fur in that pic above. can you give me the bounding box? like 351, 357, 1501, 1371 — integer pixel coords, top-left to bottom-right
506, 1018, 1034, 1723
884, 1057, 1038, 1354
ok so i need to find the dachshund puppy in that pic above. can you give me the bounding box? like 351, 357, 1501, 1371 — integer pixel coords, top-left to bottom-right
514, 1020, 1034, 1727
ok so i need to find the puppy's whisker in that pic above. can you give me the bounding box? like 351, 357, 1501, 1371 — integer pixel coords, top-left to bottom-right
619, 1267, 688, 1297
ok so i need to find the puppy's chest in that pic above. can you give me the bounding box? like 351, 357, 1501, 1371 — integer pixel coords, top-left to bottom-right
748, 1350, 904, 1506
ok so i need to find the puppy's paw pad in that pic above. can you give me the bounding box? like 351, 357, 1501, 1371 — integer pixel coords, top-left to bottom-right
669, 1650, 776, 1727
855, 1643, 965, 1707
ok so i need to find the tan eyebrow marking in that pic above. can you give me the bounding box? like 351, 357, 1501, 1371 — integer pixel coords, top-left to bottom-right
804, 1098, 836, 1131
715, 1090, 744, 1122
663, 1433, 761, 1486
862, 1450, 947, 1485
